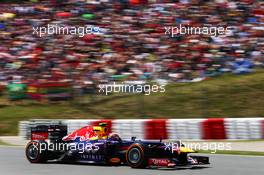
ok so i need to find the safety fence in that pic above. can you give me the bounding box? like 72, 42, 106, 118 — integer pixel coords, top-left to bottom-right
19, 118, 264, 140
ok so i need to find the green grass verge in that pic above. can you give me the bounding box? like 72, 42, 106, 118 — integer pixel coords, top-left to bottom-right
197, 150, 264, 156
0, 70, 263, 135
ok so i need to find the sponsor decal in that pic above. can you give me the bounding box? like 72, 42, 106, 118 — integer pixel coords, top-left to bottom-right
109, 158, 121, 164
31, 132, 48, 140
148, 158, 170, 166
80, 154, 104, 161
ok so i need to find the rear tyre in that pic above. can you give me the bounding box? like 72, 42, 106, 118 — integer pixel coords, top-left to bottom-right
25, 141, 48, 163
126, 144, 148, 168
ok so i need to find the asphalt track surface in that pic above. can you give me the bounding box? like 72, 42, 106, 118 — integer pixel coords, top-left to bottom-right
1, 147, 264, 175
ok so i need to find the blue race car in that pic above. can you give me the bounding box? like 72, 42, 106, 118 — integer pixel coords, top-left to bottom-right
25, 123, 209, 168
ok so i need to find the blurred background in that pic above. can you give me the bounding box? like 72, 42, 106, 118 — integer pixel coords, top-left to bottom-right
0, 0, 263, 135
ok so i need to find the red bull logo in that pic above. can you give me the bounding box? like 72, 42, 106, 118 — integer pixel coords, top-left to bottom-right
62, 126, 97, 141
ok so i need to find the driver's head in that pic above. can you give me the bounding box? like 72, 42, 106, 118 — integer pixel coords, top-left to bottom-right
109, 133, 121, 141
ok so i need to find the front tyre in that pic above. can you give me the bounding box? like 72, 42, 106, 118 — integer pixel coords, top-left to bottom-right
126, 144, 148, 168
25, 141, 48, 163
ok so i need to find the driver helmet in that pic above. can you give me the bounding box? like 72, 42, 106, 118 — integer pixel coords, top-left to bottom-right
92, 123, 108, 139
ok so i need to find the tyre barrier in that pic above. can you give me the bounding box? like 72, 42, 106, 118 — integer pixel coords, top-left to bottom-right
225, 118, 263, 140
18, 121, 30, 139
167, 119, 204, 140
145, 119, 167, 140
112, 119, 146, 139
19, 118, 264, 140
202, 118, 226, 139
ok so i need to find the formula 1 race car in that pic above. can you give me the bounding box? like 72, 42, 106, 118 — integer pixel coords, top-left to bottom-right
25, 123, 209, 168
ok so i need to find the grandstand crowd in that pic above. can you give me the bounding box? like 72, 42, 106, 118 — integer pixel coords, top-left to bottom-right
0, 0, 263, 95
